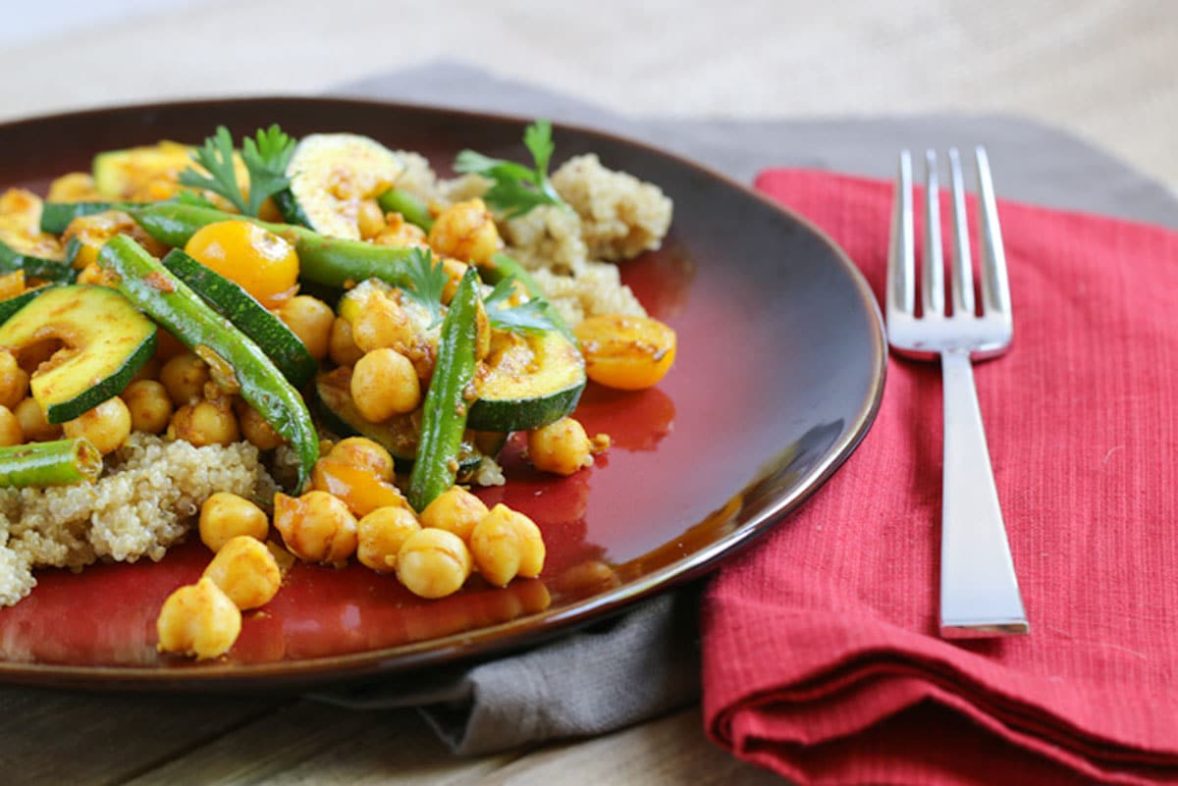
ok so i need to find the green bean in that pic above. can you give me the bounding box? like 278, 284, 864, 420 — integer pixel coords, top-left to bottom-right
408, 268, 480, 511
377, 188, 434, 232
0, 438, 102, 487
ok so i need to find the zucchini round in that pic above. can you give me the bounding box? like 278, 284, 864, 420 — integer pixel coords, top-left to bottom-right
279, 134, 405, 239
162, 250, 317, 388
0, 285, 156, 423
468, 330, 586, 431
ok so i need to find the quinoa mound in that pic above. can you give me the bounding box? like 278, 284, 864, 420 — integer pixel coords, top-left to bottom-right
0, 433, 275, 606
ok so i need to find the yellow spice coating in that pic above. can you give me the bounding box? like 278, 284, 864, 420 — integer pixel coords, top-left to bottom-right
156, 577, 242, 660
357, 506, 421, 573
202, 535, 282, 610
420, 486, 488, 543
199, 491, 269, 553
395, 528, 472, 599
470, 504, 545, 587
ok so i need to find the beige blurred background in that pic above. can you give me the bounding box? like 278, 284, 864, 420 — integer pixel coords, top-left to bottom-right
3, 0, 1175, 187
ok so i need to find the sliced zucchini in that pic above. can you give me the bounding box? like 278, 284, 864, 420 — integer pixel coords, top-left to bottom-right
0, 285, 156, 423
314, 367, 481, 475
93, 141, 246, 202
279, 134, 405, 240
162, 250, 317, 388
41, 201, 137, 235
99, 236, 318, 490
469, 329, 586, 431
0, 240, 75, 283
0, 286, 52, 326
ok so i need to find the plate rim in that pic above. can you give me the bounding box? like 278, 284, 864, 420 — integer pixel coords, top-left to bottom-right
0, 95, 887, 690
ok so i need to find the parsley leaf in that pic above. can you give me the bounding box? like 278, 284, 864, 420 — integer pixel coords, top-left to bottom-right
402, 248, 448, 327
179, 126, 247, 214
483, 275, 560, 334
179, 124, 296, 217
241, 124, 295, 216
453, 119, 564, 218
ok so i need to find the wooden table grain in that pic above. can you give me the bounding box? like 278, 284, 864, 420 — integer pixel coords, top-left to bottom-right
1, 2, 1172, 783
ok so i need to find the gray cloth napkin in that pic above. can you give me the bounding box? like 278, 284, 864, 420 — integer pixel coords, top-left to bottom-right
315, 61, 1178, 756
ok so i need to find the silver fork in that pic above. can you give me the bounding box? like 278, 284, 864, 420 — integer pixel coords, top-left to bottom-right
887, 148, 1029, 638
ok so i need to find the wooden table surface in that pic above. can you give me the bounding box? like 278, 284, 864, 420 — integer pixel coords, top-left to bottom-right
2, 2, 1173, 783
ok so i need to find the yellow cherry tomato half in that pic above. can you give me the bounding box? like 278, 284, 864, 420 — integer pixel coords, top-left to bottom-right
184, 220, 299, 309
572, 314, 677, 390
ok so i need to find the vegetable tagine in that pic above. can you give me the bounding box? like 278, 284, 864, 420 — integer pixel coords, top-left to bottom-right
0, 120, 677, 660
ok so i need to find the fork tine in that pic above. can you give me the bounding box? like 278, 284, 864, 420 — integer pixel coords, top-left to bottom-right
888, 150, 915, 316
974, 147, 1012, 316
923, 150, 945, 317
947, 148, 975, 316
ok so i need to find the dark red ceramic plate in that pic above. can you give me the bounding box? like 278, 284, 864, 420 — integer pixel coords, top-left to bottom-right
0, 97, 884, 689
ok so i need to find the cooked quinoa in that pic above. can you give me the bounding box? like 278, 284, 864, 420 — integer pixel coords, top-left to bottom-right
0, 434, 274, 606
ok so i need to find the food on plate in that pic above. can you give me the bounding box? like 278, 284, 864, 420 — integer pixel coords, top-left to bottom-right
0, 119, 680, 660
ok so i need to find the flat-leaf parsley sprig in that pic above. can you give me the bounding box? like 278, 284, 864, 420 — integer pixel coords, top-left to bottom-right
401, 248, 449, 328
179, 124, 296, 217
453, 119, 565, 218
483, 276, 560, 334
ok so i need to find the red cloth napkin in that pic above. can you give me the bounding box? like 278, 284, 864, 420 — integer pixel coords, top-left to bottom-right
702, 169, 1178, 786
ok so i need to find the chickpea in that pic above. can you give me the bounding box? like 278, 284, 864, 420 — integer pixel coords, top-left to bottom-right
156, 577, 242, 660
130, 357, 161, 383
351, 292, 416, 354
76, 262, 119, 288
395, 528, 472, 599
527, 417, 594, 476
278, 296, 334, 361
427, 198, 502, 265
328, 436, 395, 481
351, 348, 420, 423
14, 397, 60, 441
237, 403, 283, 450
420, 486, 488, 542
122, 379, 173, 434
329, 317, 364, 367
357, 506, 421, 573
373, 213, 428, 249
160, 352, 209, 406
202, 535, 282, 610
0, 351, 29, 410
0, 405, 22, 446
356, 199, 387, 239
200, 492, 269, 553
62, 396, 132, 454
170, 399, 240, 447
470, 504, 546, 587
273, 490, 358, 565
440, 258, 468, 305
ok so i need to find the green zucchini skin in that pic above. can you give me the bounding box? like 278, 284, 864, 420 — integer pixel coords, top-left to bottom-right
0, 288, 49, 326
130, 203, 419, 290
0, 241, 75, 283
377, 188, 434, 232
408, 269, 480, 511
467, 383, 584, 432
40, 201, 137, 235
0, 285, 157, 423
99, 236, 318, 491
272, 189, 312, 229
0, 438, 102, 487
468, 329, 586, 432
163, 250, 317, 388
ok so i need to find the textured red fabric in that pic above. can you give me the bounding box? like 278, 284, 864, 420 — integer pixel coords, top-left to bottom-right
701, 169, 1178, 786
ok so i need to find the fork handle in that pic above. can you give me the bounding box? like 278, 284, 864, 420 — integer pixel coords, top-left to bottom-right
939, 349, 1028, 637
